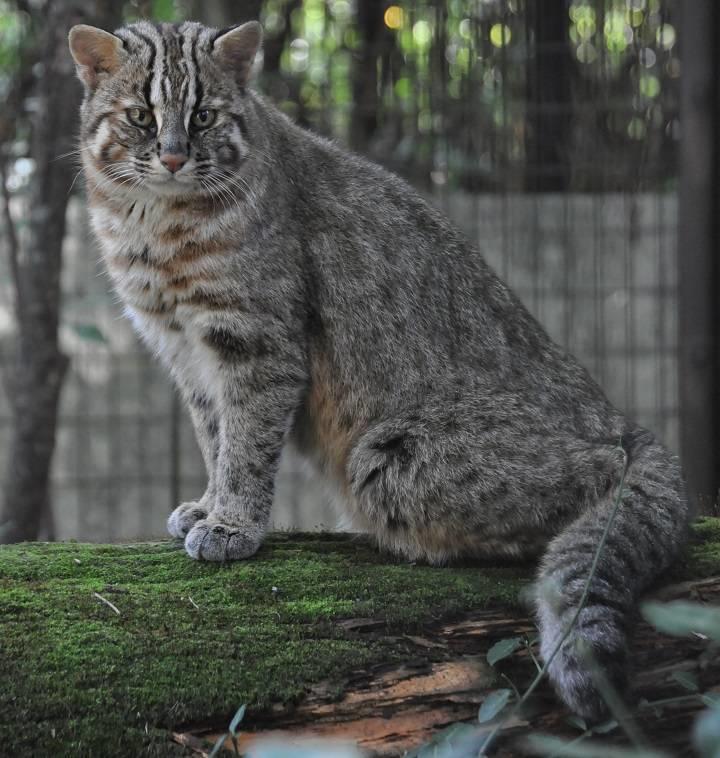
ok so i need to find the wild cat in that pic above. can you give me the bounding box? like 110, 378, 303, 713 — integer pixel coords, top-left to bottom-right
69, 20, 688, 719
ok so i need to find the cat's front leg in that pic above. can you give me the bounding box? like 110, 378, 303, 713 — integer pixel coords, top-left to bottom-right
167, 389, 220, 539
184, 326, 306, 562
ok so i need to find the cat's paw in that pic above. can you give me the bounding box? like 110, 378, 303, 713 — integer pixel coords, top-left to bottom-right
184, 518, 263, 561
167, 501, 210, 539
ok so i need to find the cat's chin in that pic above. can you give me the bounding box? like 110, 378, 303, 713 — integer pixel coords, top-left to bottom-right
144, 176, 203, 198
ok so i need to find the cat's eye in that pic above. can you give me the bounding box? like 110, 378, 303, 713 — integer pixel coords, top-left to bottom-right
191, 109, 216, 129
127, 107, 155, 129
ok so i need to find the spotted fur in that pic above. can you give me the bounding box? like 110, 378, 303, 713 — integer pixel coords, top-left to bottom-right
70, 20, 689, 720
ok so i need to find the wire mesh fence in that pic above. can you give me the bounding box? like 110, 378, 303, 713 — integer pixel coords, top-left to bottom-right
0, 0, 681, 541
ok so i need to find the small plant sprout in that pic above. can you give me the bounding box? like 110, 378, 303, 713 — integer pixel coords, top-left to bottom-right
486, 636, 523, 667
478, 689, 513, 724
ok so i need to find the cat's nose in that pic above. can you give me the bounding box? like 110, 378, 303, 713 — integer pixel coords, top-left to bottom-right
160, 153, 188, 174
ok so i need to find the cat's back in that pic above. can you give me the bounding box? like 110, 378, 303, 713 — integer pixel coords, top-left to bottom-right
272, 114, 619, 436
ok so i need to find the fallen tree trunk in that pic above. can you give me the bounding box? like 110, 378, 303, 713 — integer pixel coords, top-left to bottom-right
0, 520, 718, 757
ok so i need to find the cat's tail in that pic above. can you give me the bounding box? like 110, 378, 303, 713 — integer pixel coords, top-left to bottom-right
535, 429, 689, 720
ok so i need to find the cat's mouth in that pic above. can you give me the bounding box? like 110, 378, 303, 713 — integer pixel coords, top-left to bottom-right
145, 173, 202, 196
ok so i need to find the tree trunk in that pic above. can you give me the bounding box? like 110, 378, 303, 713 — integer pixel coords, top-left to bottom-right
187, 0, 263, 27
262, 0, 302, 76
525, 0, 573, 191
349, 0, 388, 153
185, 575, 720, 757
0, 0, 122, 544
0, 525, 718, 756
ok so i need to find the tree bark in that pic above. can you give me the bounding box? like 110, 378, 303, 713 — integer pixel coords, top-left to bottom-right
1, 527, 717, 756
349, 0, 388, 153
177, 574, 720, 756
187, 0, 263, 27
0, 0, 122, 544
262, 0, 302, 76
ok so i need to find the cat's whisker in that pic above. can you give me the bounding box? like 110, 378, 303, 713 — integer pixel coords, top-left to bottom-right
67, 166, 87, 196
198, 177, 228, 214
212, 177, 244, 214
210, 168, 260, 218
247, 144, 275, 168
201, 176, 230, 212
204, 170, 245, 215
53, 144, 90, 162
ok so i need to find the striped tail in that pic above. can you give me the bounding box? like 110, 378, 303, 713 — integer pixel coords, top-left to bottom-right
535, 429, 689, 719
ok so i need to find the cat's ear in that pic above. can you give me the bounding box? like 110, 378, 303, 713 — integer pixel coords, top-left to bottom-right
212, 21, 263, 86
68, 25, 125, 90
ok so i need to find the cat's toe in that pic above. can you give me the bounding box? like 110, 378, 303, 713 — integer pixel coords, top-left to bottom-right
167, 501, 210, 539
184, 520, 262, 561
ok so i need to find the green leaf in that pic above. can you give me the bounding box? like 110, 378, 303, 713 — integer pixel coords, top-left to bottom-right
641, 601, 720, 642
591, 719, 618, 735
405, 721, 482, 757
693, 706, 720, 758
487, 636, 523, 666
566, 715, 587, 732
671, 670, 699, 692
71, 323, 107, 343
478, 688, 512, 723
229, 704, 246, 735
526, 734, 668, 757
702, 694, 720, 708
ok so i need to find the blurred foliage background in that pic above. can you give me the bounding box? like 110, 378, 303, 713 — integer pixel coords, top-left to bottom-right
0, 0, 683, 543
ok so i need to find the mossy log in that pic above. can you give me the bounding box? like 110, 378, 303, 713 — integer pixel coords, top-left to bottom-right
1, 520, 719, 757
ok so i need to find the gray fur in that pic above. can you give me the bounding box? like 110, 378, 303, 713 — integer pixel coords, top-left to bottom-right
70, 20, 690, 720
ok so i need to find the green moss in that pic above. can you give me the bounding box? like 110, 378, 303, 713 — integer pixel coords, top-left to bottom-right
687, 517, 720, 574
0, 533, 527, 757
1, 523, 717, 757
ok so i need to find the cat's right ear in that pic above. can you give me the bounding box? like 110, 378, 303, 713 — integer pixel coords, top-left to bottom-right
68, 25, 125, 91
212, 21, 263, 86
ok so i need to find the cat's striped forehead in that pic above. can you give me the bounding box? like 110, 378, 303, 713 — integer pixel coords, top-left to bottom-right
113, 21, 230, 112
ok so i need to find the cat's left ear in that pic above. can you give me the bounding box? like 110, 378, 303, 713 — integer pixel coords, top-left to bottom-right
68, 25, 125, 91
212, 21, 263, 86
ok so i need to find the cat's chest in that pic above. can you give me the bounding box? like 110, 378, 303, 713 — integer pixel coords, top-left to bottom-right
90, 199, 234, 334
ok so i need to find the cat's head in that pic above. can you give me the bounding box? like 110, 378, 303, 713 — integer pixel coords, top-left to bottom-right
68, 21, 262, 198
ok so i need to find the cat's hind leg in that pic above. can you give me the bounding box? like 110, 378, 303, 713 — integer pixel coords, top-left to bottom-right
345, 414, 688, 718
345, 413, 605, 564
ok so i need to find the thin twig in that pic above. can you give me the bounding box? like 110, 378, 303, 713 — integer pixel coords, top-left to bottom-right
171, 731, 211, 756
93, 592, 121, 615
499, 672, 522, 702
639, 693, 703, 710
478, 448, 630, 755
525, 637, 543, 673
